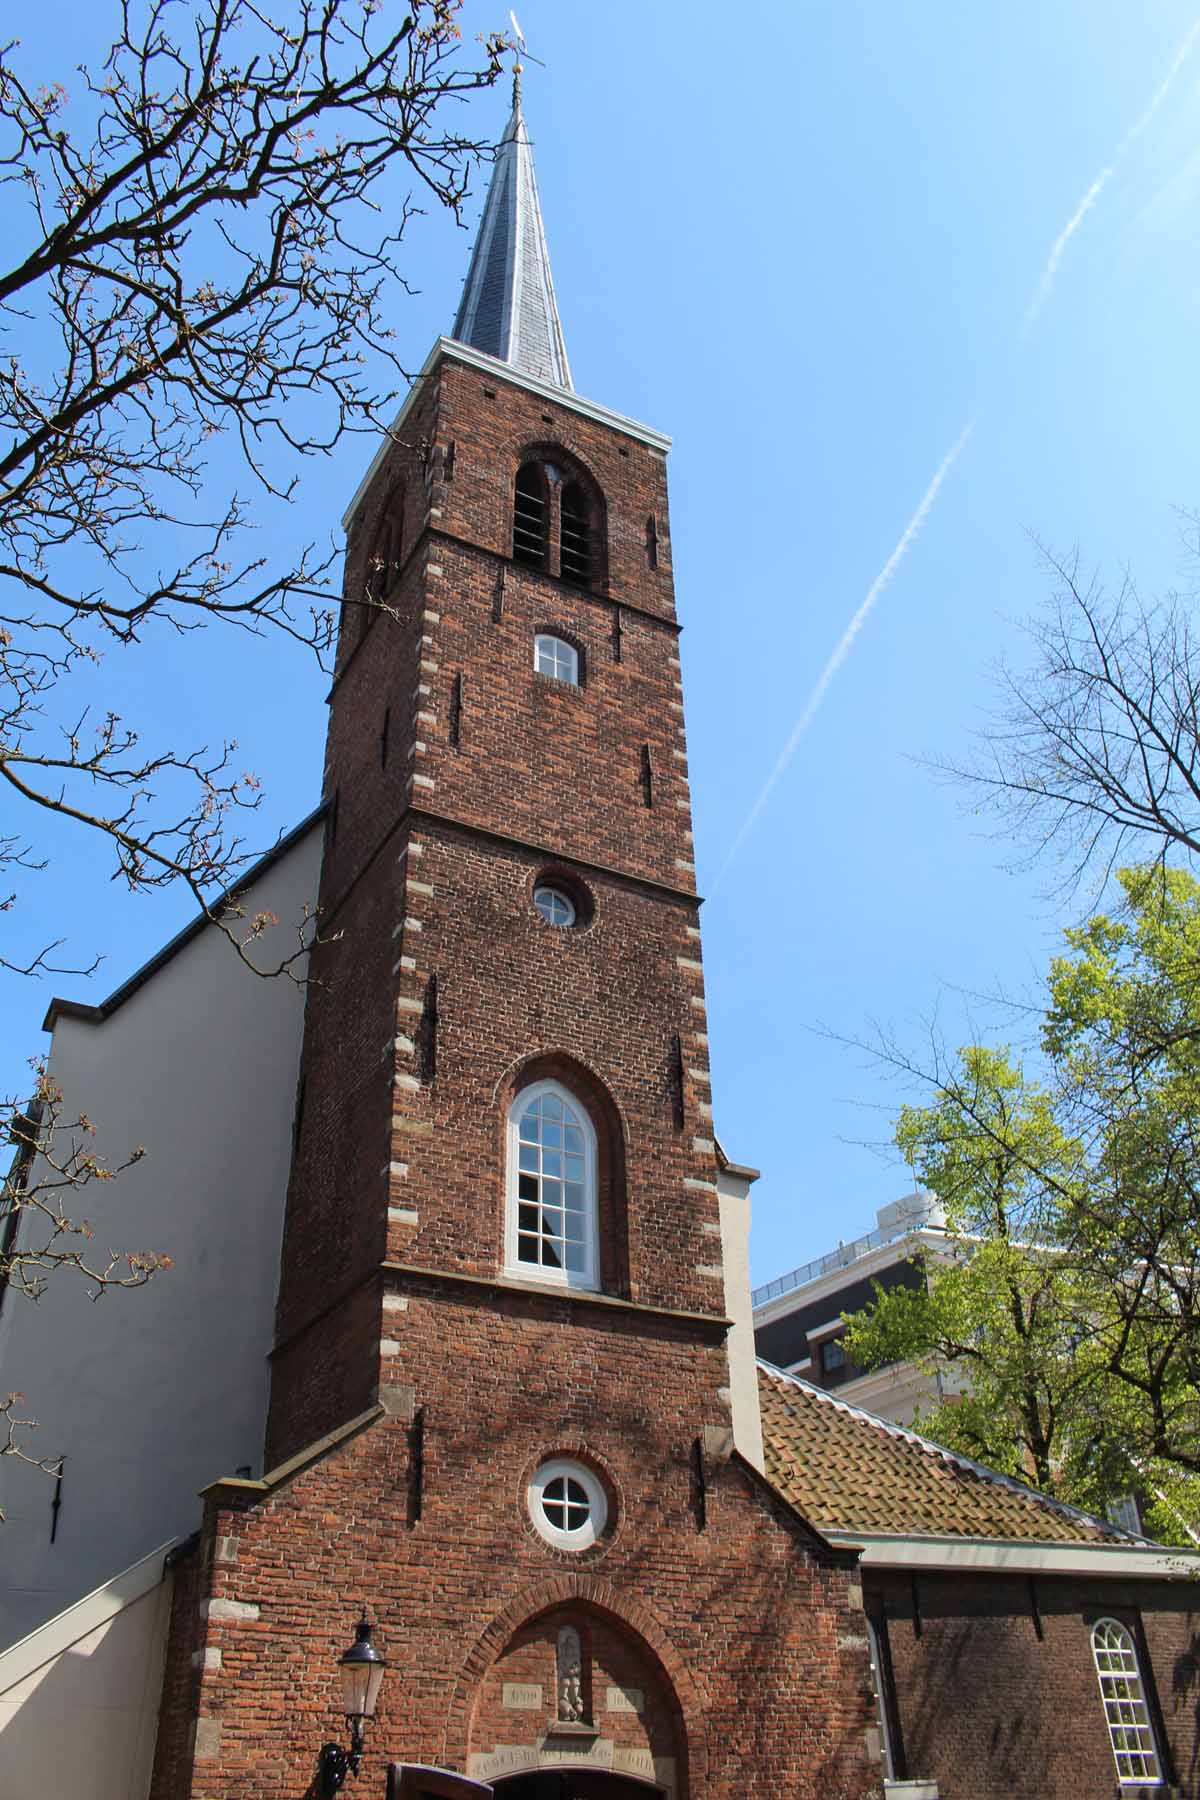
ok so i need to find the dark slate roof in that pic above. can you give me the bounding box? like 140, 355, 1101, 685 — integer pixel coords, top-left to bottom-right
451, 80, 572, 389
758, 1361, 1138, 1546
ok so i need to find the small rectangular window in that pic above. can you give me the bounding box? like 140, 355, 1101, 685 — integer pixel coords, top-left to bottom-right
534, 635, 579, 685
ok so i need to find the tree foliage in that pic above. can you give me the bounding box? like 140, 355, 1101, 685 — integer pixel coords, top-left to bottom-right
845, 867, 1200, 1544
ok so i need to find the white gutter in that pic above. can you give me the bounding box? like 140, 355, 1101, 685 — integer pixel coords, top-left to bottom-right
342, 338, 672, 529
824, 1530, 1200, 1579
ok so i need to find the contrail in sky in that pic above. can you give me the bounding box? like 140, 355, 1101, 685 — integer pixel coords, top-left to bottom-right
711, 28, 1197, 900
1021, 16, 1200, 337
710, 423, 973, 896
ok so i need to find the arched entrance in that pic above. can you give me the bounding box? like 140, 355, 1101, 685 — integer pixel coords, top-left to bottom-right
462, 1601, 685, 1800
496, 1772, 665, 1800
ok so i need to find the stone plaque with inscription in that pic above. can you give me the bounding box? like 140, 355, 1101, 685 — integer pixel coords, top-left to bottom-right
468, 1747, 539, 1782
469, 1742, 673, 1795
538, 1735, 614, 1767
605, 1685, 644, 1714
502, 1683, 543, 1711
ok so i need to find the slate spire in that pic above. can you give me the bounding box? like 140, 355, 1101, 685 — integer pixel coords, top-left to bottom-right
451, 69, 572, 390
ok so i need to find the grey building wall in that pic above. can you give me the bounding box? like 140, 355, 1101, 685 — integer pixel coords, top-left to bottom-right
0, 823, 320, 1649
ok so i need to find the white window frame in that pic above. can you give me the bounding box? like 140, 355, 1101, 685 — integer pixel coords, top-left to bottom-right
864, 1616, 896, 1782
534, 633, 579, 685
1090, 1617, 1162, 1786
528, 1457, 607, 1550
505, 1079, 599, 1291
533, 884, 576, 927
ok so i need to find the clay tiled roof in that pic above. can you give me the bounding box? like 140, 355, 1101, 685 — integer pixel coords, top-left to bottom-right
757, 1361, 1133, 1546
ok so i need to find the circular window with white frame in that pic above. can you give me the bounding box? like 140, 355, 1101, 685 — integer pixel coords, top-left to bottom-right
534, 883, 576, 927
528, 1458, 608, 1551
530, 870, 593, 930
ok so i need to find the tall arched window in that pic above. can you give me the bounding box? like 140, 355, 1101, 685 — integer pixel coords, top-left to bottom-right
366, 490, 403, 603
365, 520, 392, 603
1090, 1618, 1161, 1785
506, 1080, 598, 1290
513, 462, 548, 569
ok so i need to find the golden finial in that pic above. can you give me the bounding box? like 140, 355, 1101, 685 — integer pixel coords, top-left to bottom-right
509, 11, 539, 109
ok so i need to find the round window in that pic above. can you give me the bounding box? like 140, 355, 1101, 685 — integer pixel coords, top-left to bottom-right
528, 1458, 607, 1550
534, 884, 576, 927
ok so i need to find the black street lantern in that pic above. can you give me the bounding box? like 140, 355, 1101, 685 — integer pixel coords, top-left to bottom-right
318, 1612, 388, 1796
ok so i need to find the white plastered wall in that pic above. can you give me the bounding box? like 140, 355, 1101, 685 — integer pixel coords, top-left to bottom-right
0, 1542, 174, 1800
0, 825, 320, 1649
717, 1166, 764, 1472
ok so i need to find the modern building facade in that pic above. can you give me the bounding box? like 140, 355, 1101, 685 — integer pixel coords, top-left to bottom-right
752, 1192, 960, 1423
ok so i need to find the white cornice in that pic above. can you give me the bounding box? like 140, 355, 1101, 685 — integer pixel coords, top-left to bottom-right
825, 1530, 1200, 1579
341, 338, 672, 530
753, 1229, 948, 1329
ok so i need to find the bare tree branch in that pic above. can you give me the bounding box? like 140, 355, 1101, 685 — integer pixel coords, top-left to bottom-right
0, 0, 506, 978
932, 536, 1200, 901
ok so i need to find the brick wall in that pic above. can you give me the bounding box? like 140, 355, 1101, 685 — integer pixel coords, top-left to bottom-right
267, 349, 717, 1464
196, 345, 879, 1800
874, 1568, 1200, 1798
150, 1409, 879, 1800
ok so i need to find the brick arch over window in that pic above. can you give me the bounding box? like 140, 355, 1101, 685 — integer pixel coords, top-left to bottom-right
510, 443, 608, 592
495, 1053, 629, 1298
442, 1576, 704, 1794
366, 479, 405, 602
341, 477, 406, 660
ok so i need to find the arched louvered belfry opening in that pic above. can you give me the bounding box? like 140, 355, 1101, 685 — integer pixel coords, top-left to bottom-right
513, 461, 550, 569
559, 480, 591, 584
511, 451, 606, 589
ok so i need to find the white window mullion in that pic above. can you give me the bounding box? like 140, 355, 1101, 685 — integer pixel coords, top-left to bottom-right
506, 1079, 598, 1291
1091, 1618, 1162, 1786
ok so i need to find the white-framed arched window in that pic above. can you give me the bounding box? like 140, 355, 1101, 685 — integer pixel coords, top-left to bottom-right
1090, 1617, 1161, 1785
534, 633, 579, 685
506, 1079, 598, 1290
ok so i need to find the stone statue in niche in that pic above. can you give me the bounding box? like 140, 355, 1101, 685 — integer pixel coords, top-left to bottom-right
556, 1625, 586, 1724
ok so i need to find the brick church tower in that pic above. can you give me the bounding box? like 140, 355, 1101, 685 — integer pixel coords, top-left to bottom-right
148, 77, 878, 1800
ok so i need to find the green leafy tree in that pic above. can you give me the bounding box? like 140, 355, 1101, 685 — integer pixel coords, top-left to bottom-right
846, 868, 1200, 1543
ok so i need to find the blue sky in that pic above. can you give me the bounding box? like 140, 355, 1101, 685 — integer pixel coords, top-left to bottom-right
5, 2, 1200, 1288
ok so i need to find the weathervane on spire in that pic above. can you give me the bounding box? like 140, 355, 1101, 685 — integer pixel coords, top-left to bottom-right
452, 9, 572, 389
508, 11, 545, 110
